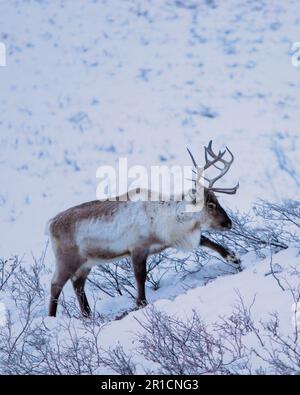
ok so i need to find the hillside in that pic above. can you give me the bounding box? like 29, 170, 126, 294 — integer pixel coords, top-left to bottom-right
0, 0, 299, 375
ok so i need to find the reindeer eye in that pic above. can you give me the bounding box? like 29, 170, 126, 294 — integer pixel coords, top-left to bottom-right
207, 202, 216, 210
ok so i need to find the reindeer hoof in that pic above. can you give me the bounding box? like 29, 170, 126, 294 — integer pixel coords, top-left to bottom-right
225, 252, 242, 271
136, 299, 148, 308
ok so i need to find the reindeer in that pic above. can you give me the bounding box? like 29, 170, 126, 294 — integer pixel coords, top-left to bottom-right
48, 141, 240, 317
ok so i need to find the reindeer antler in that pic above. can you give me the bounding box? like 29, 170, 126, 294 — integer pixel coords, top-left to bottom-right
187, 140, 239, 195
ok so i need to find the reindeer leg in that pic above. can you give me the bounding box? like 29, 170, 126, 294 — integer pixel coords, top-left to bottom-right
200, 235, 241, 270
49, 267, 70, 317
49, 249, 84, 317
72, 267, 91, 317
131, 249, 148, 307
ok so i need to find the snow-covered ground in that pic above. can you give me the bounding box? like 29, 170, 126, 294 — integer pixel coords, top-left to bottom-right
94, 247, 300, 373
0, 0, 299, 374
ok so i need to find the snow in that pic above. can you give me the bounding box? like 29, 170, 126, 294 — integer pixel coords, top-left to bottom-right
0, 0, 299, 374
99, 246, 298, 351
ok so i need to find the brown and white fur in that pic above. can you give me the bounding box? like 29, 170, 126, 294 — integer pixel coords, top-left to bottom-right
48, 187, 240, 317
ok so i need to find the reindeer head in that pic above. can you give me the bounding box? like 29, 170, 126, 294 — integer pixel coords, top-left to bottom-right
187, 140, 239, 231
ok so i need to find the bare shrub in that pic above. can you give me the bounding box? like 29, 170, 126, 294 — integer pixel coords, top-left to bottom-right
254, 200, 300, 247
134, 307, 249, 375
0, 256, 20, 291
127, 290, 300, 375
99, 345, 136, 375
0, 245, 136, 375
